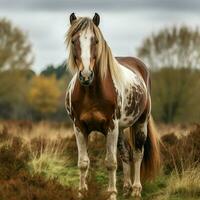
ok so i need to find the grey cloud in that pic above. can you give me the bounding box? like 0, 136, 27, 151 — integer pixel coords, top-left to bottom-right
0, 1, 200, 72
0, 0, 200, 12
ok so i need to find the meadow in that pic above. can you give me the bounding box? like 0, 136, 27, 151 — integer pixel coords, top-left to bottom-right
0, 120, 199, 200
1, 7, 200, 200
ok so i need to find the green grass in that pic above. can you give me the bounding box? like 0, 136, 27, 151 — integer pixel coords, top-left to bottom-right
28, 154, 79, 186
95, 169, 108, 186
142, 174, 168, 200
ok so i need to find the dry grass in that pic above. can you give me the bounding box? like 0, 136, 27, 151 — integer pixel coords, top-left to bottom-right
168, 167, 200, 197
27, 135, 81, 187
153, 167, 200, 200
0, 120, 200, 200
0, 121, 115, 200
160, 124, 200, 174
0, 120, 74, 141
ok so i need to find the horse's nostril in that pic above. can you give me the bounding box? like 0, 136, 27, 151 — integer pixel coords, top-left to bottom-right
90, 71, 94, 78
79, 71, 84, 81
84, 76, 89, 81
79, 70, 94, 86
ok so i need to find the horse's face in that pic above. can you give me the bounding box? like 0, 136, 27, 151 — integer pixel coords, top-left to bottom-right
70, 13, 100, 86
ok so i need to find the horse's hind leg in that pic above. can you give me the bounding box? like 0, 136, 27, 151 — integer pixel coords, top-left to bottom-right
74, 125, 90, 197
131, 120, 147, 198
118, 129, 132, 196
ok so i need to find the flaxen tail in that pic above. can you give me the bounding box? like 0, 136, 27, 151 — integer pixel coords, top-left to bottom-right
141, 116, 161, 180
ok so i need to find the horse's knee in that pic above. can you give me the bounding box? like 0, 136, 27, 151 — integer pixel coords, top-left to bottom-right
133, 150, 144, 161
105, 157, 117, 171
78, 158, 89, 170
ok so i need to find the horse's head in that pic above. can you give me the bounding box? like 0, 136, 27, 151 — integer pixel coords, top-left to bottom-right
67, 13, 101, 86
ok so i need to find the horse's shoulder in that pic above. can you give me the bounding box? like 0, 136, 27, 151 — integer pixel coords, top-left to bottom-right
116, 56, 151, 91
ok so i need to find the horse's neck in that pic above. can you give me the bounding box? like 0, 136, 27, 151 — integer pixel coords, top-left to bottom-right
74, 63, 117, 103
108, 58, 129, 93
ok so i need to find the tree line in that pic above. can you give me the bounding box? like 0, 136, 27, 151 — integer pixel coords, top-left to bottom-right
0, 18, 200, 123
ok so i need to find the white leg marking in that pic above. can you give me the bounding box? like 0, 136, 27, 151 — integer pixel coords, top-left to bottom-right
105, 120, 119, 200
132, 151, 143, 197
74, 125, 90, 196
132, 121, 147, 198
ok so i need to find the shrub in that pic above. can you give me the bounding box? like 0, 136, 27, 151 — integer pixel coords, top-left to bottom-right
0, 136, 30, 179
161, 124, 200, 173
0, 171, 78, 200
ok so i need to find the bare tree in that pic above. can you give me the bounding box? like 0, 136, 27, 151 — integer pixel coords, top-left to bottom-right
138, 26, 200, 69
0, 18, 33, 70
137, 26, 200, 123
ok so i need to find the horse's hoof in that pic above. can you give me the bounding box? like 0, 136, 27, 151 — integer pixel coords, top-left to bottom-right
123, 184, 132, 197
78, 191, 88, 199
78, 186, 88, 199
78, 192, 84, 199
107, 190, 117, 200
131, 185, 142, 199
108, 193, 117, 200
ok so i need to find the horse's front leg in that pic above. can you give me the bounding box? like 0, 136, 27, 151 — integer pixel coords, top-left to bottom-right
74, 125, 90, 197
105, 120, 119, 200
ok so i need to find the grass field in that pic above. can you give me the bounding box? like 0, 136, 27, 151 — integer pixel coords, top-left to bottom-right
0, 120, 199, 200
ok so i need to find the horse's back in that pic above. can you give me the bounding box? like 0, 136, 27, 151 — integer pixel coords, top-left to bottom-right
116, 57, 151, 92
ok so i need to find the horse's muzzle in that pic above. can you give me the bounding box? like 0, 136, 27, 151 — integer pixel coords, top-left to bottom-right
78, 70, 94, 86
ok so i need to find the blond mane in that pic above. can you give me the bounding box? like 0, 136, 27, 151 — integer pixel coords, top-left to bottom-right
65, 17, 124, 89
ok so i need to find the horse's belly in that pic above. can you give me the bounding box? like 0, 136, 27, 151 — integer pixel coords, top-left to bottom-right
119, 115, 134, 128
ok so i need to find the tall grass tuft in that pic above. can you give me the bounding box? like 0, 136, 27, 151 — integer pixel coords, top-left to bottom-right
167, 167, 200, 198
28, 136, 79, 186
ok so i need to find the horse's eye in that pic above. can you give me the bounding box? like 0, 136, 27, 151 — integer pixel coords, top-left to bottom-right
96, 40, 99, 44
72, 40, 75, 45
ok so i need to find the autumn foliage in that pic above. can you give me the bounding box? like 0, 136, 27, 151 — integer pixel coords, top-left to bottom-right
27, 75, 61, 115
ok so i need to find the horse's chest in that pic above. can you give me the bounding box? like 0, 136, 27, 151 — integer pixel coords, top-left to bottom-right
72, 94, 116, 134
118, 81, 147, 127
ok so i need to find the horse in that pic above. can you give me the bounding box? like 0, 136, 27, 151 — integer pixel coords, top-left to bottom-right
65, 13, 160, 200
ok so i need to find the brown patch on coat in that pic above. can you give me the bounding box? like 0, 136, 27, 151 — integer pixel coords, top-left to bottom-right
80, 111, 107, 122
116, 105, 121, 119
70, 66, 117, 135
135, 130, 146, 151
123, 117, 128, 121
124, 85, 146, 118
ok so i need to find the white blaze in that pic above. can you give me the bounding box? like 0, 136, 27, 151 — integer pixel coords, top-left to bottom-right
79, 28, 93, 77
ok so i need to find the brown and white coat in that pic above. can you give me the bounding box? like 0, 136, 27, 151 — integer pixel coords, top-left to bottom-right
65, 14, 160, 200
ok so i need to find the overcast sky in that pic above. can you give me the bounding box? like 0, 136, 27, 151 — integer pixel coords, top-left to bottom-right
0, 0, 200, 73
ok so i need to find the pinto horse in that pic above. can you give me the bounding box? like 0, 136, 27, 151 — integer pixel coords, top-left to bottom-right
65, 13, 160, 200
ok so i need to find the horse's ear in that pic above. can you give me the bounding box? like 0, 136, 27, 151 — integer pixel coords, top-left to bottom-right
70, 13, 77, 25
93, 13, 100, 26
